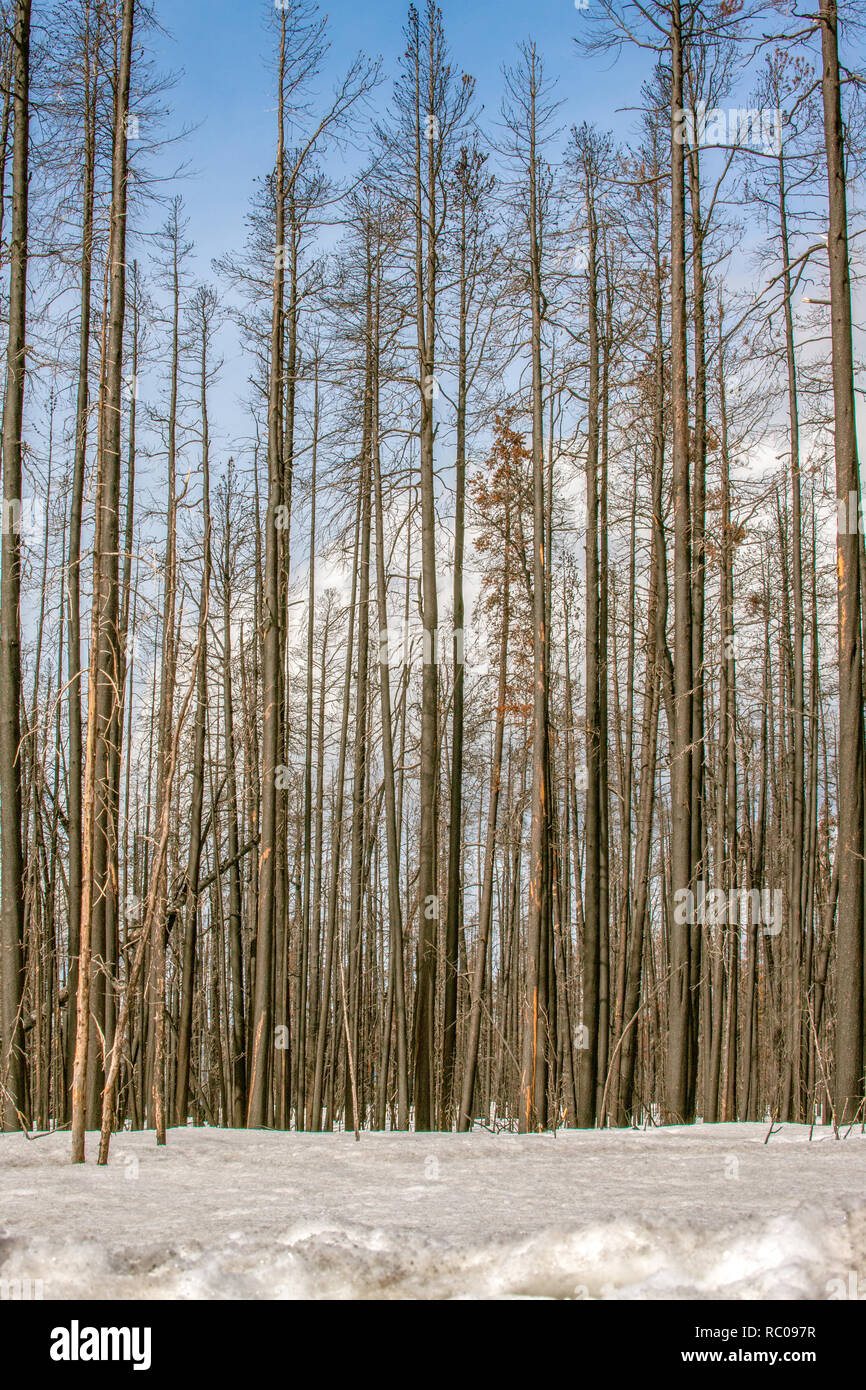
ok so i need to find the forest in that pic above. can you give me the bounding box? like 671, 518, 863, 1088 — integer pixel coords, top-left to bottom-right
0, 0, 864, 1165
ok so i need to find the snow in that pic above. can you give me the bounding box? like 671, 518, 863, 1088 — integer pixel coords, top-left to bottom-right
1, 1122, 864, 1299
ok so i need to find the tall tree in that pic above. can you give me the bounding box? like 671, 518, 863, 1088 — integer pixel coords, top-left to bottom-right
819, 0, 865, 1123
71, 0, 134, 1164
0, 0, 31, 1132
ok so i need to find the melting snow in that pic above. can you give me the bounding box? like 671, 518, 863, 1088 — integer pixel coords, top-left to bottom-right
1, 1122, 864, 1299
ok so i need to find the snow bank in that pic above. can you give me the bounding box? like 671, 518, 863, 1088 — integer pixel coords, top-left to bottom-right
1, 1123, 864, 1299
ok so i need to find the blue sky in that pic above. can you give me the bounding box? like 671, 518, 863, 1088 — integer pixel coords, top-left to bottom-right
146, 0, 648, 272
129, 0, 651, 470
134, 2, 864, 495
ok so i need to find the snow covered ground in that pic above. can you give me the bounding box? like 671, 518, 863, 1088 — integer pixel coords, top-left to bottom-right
1, 1122, 864, 1299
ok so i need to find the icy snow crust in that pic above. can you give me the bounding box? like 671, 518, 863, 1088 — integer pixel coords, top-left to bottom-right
1, 1122, 864, 1299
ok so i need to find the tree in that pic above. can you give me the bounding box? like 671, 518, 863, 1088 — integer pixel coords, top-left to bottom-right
819, 0, 864, 1123
0, 0, 31, 1133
